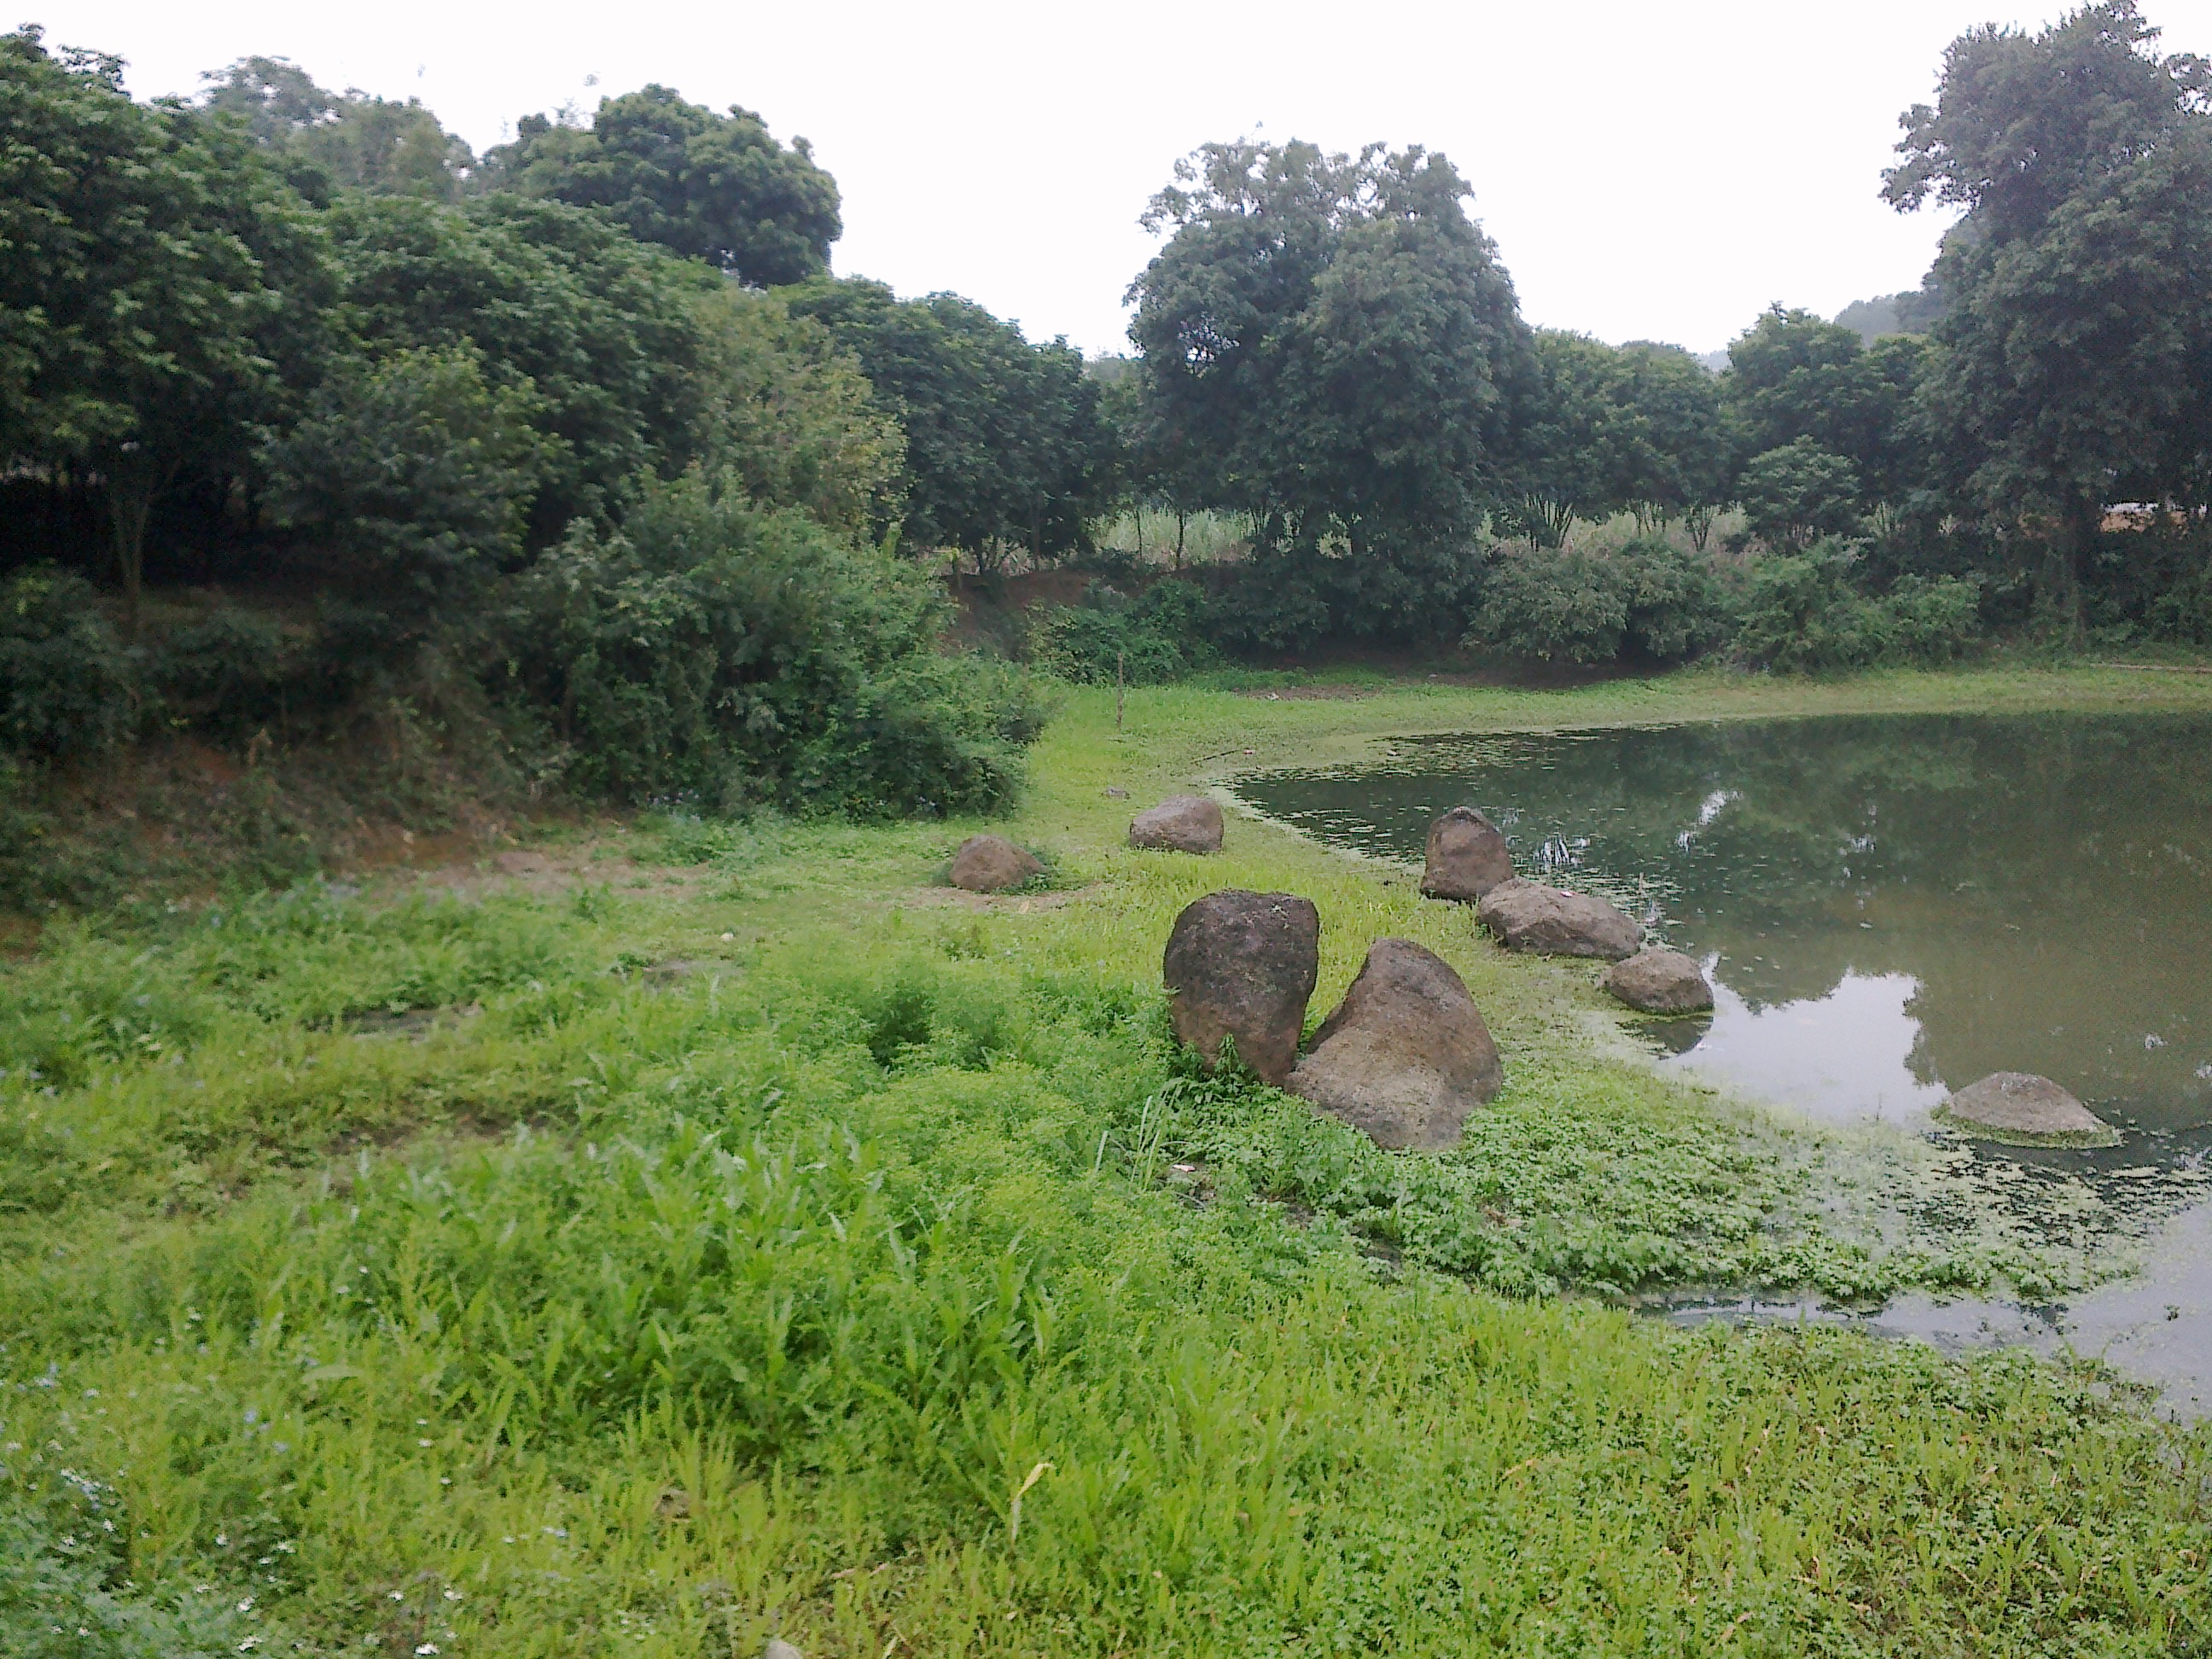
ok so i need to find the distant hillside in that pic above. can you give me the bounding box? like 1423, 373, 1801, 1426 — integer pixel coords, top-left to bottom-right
1834, 284, 1945, 345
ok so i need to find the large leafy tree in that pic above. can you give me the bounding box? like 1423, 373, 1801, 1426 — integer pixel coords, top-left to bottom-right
1886, 0, 2212, 624
1499, 335, 1729, 546
0, 27, 328, 632
1606, 341, 1730, 536
324, 194, 718, 542
488, 85, 840, 286
1129, 140, 1528, 597
784, 277, 1112, 567
198, 55, 474, 200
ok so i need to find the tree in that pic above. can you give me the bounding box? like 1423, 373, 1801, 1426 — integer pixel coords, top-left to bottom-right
1499, 330, 1620, 544
324, 193, 718, 542
1126, 139, 1528, 635
263, 346, 543, 637
1605, 342, 1730, 533
689, 285, 902, 538
198, 55, 474, 199
487, 85, 840, 286
0, 28, 325, 633
1886, 1, 2212, 628
1738, 439, 1866, 550
784, 278, 1112, 567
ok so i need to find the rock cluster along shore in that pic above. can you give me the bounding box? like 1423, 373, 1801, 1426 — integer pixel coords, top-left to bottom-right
1150, 805, 1733, 1152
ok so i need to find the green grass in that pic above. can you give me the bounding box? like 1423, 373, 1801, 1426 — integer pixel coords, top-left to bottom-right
4, 662, 2212, 1656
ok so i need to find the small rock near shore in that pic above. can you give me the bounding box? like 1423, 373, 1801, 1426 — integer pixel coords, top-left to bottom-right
1162, 889, 1318, 1084
1938, 1072, 2121, 1146
1130, 794, 1225, 853
1603, 948, 1714, 1013
1419, 806, 1514, 901
1477, 878, 1640, 960
946, 834, 1042, 893
1288, 938, 1504, 1151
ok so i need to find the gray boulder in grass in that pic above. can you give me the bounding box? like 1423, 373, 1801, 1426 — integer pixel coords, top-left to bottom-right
1603, 948, 1714, 1013
1419, 806, 1514, 901
1288, 938, 1504, 1151
1937, 1072, 2120, 1147
1130, 794, 1225, 853
947, 834, 1042, 893
1162, 889, 1318, 1085
1477, 878, 1640, 960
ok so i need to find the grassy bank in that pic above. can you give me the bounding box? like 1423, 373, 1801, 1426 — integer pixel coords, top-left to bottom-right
5, 664, 2212, 1656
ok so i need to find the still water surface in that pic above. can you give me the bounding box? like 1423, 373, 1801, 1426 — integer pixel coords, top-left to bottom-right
1238, 712, 2212, 1404
1239, 713, 2212, 1135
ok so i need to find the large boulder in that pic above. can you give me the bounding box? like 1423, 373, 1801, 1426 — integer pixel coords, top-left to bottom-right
1937, 1072, 2121, 1147
1419, 806, 1514, 901
1130, 795, 1225, 853
1477, 878, 1639, 960
1161, 890, 1318, 1084
947, 834, 1042, 893
1603, 947, 1714, 1013
1288, 939, 1504, 1151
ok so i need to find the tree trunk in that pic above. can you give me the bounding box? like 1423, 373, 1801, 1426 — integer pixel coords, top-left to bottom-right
2046, 499, 2094, 648
1175, 510, 1186, 573
106, 461, 158, 641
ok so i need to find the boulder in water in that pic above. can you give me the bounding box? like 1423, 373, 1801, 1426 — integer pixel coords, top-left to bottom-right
1288, 939, 1503, 1150
1937, 1072, 2120, 1147
1130, 794, 1225, 853
947, 834, 1043, 893
1419, 806, 1514, 901
1477, 878, 1640, 960
1161, 889, 1318, 1084
1603, 948, 1714, 1013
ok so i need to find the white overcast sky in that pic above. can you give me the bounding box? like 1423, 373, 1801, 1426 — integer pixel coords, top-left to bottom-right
22, 2, 2212, 357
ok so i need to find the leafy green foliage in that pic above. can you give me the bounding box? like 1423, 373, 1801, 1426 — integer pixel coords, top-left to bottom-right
0, 1504, 250, 1659
0, 568, 132, 759
1888, 2, 2212, 618
197, 55, 474, 200
264, 346, 543, 632
1128, 140, 1526, 634
323, 192, 715, 544
1737, 438, 1867, 550
488, 84, 840, 285
501, 471, 1040, 813
0, 28, 330, 627
1467, 536, 1733, 664
690, 286, 902, 538
1028, 578, 1220, 684
785, 278, 1113, 566
1737, 543, 1985, 670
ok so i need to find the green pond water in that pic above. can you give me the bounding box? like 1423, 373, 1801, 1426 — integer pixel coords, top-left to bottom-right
1238, 711, 2212, 1405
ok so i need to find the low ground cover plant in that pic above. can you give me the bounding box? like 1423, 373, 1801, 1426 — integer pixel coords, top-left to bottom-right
6, 665, 2212, 1655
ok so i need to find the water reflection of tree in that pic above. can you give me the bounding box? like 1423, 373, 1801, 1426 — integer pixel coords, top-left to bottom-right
1244, 714, 2212, 1125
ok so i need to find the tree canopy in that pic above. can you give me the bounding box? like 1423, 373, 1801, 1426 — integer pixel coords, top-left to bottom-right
785, 277, 1112, 566
487, 85, 841, 286
1887, 0, 2212, 617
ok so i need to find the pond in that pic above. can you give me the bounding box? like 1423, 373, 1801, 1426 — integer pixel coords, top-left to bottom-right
1238, 711, 2212, 1405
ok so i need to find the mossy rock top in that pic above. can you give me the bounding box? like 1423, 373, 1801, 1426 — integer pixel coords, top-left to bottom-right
1934, 1071, 2121, 1148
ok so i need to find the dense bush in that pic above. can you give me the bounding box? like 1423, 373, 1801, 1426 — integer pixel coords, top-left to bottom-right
0, 567, 134, 759
265, 346, 543, 632
500, 471, 1043, 814
1466, 536, 1732, 665
1736, 543, 1983, 670
1029, 577, 1219, 683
